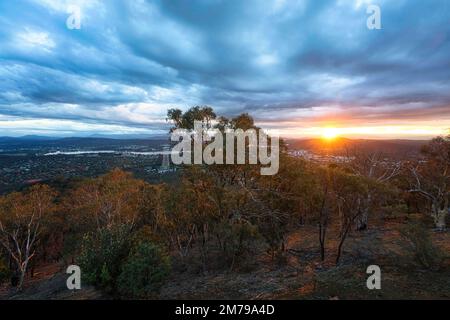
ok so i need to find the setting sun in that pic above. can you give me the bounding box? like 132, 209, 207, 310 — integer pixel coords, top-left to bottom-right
321, 127, 340, 140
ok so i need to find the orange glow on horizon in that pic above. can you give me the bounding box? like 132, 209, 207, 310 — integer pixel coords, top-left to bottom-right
262, 123, 450, 140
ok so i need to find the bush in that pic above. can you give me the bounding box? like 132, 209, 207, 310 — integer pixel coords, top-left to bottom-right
258, 213, 288, 259
382, 204, 409, 221
117, 241, 170, 299
0, 257, 11, 284
79, 226, 131, 292
400, 221, 443, 270
313, 265, 370, 299
62, 233, 82, 264
214, 220, 261, 270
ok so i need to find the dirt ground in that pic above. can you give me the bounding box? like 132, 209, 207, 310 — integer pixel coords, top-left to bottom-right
1, 220, 449, 300
0, 263, 104, 300
159, 221, 450, 300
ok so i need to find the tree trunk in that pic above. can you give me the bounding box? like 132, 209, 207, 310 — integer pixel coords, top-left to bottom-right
318, 194, 329, 261
319, 238, 325, 261
335, 231, 349, 265
336, 220, 353, 264
356, 209, 369, 231
319, 222, 327, 261
356, 193, 371, 231
432, 206, 447, 231
17, 262, 27, 290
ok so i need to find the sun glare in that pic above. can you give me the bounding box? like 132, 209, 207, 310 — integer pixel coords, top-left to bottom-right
321, 127, 340, 140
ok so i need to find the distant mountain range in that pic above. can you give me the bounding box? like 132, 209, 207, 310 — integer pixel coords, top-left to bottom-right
0, 135, 59, 141
286, 137, 428, 156
0, 134, 169, 142
0, 135, 171, 151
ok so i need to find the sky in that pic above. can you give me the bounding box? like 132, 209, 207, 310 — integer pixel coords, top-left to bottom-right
0, 0, 449, 139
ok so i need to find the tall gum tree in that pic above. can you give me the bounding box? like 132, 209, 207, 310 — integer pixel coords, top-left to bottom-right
0, 185, 57, 289
409, 136, 450, 231
348, 150, 402, 231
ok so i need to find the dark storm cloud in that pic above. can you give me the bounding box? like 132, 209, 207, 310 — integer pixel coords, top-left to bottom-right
0, 0, 449, 135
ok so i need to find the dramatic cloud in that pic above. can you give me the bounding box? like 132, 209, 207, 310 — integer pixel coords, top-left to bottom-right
0, 0, 449, 137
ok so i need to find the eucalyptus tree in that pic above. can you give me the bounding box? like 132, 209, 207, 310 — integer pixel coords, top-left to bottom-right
0, 185, 57, 289
409, 136, 450, 231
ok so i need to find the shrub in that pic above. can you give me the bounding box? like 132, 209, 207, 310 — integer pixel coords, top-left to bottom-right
62, 233, 82, 264
400, 221, 443, 270
0, 257, 11, 284
79, 226, 131, 292
117, 241, 170, 299
313, 265, 370, 299
258, 213, 288, 259
214, 220, 261, 270
131, 225, 162, 247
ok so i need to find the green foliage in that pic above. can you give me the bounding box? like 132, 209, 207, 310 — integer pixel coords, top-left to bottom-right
167, 106, 216, 131
131, 226, 162, 247
100, 263, 113, 289
62, 233, 82, 262
118, 241, 170, 299
400, 221, 444, 270
79, 226, 131, 292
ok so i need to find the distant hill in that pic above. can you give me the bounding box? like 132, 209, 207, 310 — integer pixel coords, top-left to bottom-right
286, 137, 427, 157
0, 134, 168, 142
88, 134, 169, 140
0, 135, 59, 142
0, 135, 170, 151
